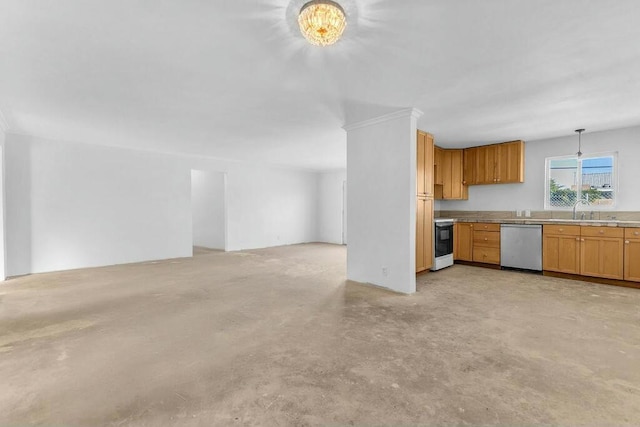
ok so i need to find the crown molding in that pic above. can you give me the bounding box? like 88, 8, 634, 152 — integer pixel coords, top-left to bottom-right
0, 108, 8, 133
343, 108, 423, 131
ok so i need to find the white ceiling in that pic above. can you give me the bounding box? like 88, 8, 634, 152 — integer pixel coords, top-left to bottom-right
1, 0, 640, 170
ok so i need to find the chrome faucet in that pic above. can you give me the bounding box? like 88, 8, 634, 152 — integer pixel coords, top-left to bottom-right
572, 199, 588, 220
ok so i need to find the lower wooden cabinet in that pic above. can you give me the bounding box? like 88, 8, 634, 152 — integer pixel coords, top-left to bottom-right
454, 223, 474, 261
472, 225, 500, 265
416, 197, 434, 273
543, 225, 624, 280
543, 226, 581, 274
454, 222, 500, 265
624, 228, 640, 282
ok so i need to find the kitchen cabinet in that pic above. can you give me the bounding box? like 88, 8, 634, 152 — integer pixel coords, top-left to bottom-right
454, 223, 474, 261
416, 197, 434, 273
472, 223, 500, 265
417, 131, 434, 198
543, 225, 581, 274
462, 147, 477, 186
463, 140, 524, 185
434, 146, 444, 186
435, 147, 468, 200
442, 149, 468, 199
416, 130, 434, 273
543, 225, 624, 280
624, 228, 640, 282
580, 227, 624, 280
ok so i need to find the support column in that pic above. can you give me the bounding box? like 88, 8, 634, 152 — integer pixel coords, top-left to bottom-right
0, 112, 7, 281
344, 108, 423, 294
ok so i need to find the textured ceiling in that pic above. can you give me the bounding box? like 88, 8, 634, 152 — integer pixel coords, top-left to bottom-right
1, 0, 639, 170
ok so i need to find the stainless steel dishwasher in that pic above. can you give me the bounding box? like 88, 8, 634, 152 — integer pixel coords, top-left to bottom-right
500, 224, 542, 271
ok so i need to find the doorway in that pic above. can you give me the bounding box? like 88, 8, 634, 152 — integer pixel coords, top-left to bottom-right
191, 170, 227, 252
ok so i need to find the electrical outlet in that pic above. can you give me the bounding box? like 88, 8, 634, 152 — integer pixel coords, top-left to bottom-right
382, 267, 388, 277
516, 210, 522, 217
525, 209, 531, 217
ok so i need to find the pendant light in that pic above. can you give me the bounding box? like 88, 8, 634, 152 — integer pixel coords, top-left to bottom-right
575, 128, 585, 157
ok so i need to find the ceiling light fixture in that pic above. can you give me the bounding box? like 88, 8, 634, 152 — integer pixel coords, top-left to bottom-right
575, 128, 585, 157
298, 0, 347, 46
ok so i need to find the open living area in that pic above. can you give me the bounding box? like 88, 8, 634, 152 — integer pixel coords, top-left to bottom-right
1, 1, 639, 425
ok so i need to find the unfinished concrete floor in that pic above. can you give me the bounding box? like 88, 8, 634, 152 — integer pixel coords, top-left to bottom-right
1, 243, 639, 426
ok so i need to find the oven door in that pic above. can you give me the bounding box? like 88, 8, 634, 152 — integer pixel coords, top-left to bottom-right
434, 223, 454, 258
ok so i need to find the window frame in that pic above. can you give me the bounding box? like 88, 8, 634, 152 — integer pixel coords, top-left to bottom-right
544, 151, 618, 211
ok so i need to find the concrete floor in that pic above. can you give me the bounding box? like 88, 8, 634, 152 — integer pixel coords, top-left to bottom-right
1, 243, 639, 426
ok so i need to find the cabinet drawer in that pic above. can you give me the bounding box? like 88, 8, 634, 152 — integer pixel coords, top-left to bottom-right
624, 228, 640, 239
474, 223, 500, 232
543, 225, 580, 236
473, 247, 500, 264
580, 226, 623, 238
473, 231, 500, 247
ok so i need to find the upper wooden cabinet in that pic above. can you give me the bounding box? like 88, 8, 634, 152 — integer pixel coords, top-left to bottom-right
463, 140, 524, 185
433, 146, 444, 186
417, 131, 434, 198
434, 146, 468, 200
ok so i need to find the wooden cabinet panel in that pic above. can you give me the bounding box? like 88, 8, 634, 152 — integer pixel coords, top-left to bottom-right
416, 197, 434, 273
434, 146, 444, 186
543, 234, 581, 274
475, 223, 500, 232
544, 225, 581, 236
473, 247, 500, 264
473, 230, 500, 247
449, 149, 468, 200
496, 141, 524, 184
581, 226, 624, 238
455, 223, 474, 261
416, 130, 434, 274
624, 238, 640, 282
463, 140, 524, 185
580, 236, 624, 280
625, 228, 640, 239
463, 147, 477, 186
416, 132, 426, 197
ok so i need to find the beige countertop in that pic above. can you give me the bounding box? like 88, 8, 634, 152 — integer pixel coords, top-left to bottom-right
446, 218, 640, 228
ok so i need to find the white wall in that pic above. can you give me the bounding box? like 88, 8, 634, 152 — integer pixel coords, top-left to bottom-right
439, 125, 640, 212
4, 134, 318, 276
317, 170, 346, 245
191, 170, 226, 250
0, 127, 5, 280
345, 109, 420, 294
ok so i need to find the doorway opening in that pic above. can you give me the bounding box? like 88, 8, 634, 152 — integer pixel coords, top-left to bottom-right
191, 170, 227, 253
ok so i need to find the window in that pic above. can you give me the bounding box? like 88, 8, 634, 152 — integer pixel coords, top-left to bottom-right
545, 152, 617, 210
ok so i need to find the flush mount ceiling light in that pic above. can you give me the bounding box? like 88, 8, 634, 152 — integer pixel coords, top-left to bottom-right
575, 128, 585, 157
298, 0, 347, 46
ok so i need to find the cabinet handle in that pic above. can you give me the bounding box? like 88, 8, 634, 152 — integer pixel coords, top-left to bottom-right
625, 240, 630, 244
599, 230, 604, 234
470, 225, 473, 228
559, 228, 564, 232
575, 237, 580, 241
581, 239, 585, 242
484, 238, 488, 241
635, 231, 639, 236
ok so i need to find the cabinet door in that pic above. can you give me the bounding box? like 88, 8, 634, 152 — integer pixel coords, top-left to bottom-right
463, 147, 477, 185
434, 146, 444, 186
580, 237, 624, 280
624, 239, 640, 282
442, 149, 452, 199
416, 198, 426, 272
475, 145, 497, 184
416, 198, 434, 272
417, 132, 426, 197
496, 141, 524, 184
449, 149, 468, 199
455, 223, 474, 261
543, 234, 580, 274
424, 133, 434, 197
423, 198, 434, 270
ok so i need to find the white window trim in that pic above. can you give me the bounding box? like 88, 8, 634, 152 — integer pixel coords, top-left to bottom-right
544, 151, 618, 211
